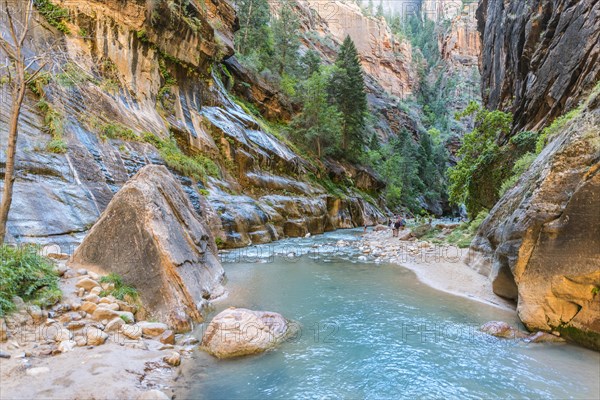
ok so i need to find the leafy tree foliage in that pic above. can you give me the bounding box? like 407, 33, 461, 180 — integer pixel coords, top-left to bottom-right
301, 50, 322, 78
234, 0, 271, 59
376, 0, 384, 18
363, 128, 448, 213
290, 67, 343, 158
448, 101, 512, 214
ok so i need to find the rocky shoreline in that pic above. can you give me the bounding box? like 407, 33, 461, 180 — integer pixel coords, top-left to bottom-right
0, 260, 200, 400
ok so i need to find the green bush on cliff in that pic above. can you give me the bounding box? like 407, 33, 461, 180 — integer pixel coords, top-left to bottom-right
142, 132, 220, 182
498, 152, 537, 197
0, 245, 61, 317
100, 122, 138, 141
535, 105, 583, 154
38, 99, 68, 153
55, 62, 93, 88
25, 72, 51, 97
449, 101, 512, 216
34, 0, 71, 34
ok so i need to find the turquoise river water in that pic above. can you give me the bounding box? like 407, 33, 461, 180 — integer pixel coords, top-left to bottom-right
180, 229, 600, 399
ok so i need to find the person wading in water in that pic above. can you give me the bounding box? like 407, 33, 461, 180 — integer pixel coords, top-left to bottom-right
393, 216, 402, 237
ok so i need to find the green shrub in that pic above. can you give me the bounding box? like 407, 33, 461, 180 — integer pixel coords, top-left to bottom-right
0, 245, 61, 316
498, 152, 537, 197
440, 210, 489, 248
46, 138, 67, 153
38, 99, 68, 153
136, 29, 149, 43
99, 273, 139, 301
142, 132, 220, 182
449, 101, 512, 215
99, 122, 138, 141
26, 72, 51, 97
55, 62, 91, 87
509, 130, 537, 148
536, 106, 583, 153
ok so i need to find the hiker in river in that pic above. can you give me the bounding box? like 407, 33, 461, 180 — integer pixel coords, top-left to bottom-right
393, 216, 403, 237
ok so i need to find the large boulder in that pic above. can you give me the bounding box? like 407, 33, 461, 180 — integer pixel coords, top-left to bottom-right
70, 165, 225, 332
201, 308, 290, 359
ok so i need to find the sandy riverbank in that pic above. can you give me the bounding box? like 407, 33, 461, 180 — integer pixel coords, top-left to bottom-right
357, 229, 516, 312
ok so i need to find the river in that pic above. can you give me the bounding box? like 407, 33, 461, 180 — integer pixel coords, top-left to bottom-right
179, 229, 600, 399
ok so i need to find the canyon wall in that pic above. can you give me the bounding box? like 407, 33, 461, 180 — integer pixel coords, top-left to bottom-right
302, 0, 417, 99
477, 0, 600, 136
0, 0, 386, 251
471, 0, 600, 349
289, 0, 421, 141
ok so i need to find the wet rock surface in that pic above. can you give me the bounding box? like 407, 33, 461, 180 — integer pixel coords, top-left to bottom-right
0, 0, 387, 253
477, 0, 600, 134
469, 0, 600, 351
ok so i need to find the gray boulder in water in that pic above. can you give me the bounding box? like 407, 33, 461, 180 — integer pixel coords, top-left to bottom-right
70, 165, 225, 332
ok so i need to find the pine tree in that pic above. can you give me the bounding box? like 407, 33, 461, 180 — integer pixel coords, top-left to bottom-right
376, 0, 384, 18
329, 36, 368, 159
272, 0, 301, 76
367, 0, 374, 16
234, 0, 271, 57
301, 50, 322, 78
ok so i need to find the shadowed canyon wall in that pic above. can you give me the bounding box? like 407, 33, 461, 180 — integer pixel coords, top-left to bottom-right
470, 0, 600, 350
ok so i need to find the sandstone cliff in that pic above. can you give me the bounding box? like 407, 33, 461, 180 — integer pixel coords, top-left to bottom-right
471, 86, 600, 350
477, 0, 600, 135
439, 2, 480, 68
471, 0, 600, 349
300, 0, 417, 99
422, 0, 481, 155
0, 0, 386, 250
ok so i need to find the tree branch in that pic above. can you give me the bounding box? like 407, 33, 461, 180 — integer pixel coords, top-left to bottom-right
18, 0, 34, 47
0, 36, 17, 60
24, 61, 48, 84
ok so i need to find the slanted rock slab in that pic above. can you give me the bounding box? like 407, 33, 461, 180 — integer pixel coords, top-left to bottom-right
201, 308, 290, 359
70, 165, 226, 332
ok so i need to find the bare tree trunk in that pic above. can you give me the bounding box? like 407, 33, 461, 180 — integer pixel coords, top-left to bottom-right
316, 137, 321, 159
0, 68, 25, 243
0, 0, 33, 243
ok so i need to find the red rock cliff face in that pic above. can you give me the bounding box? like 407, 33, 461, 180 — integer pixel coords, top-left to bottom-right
477, 0, 600, 134
440, 2, 480, 67
301, 0, 418, 99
